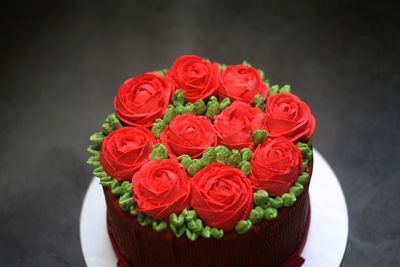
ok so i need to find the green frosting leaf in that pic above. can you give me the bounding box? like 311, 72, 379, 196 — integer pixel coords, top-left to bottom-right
177, 155, 191, 169
185, 228, 199, 241
183, 103, 195, 114
102, 123, 113, 135
194, 99, 207, 115
289, 182, 304, 197
251, 94, 265, 111
264, 207, 278, 220
252, 130, 267, 146
302, 159, 309, 172
205, 102, 220, 121
235, 220, 252, 234
228, 149, 241, 167
151, 118, 167, 138
163, 106, 176, 124
184, 209, 198, 222
148, 143, 169, 161
175, 105, 185, 115
93, 166, 107, 178
87, 155, 100, 167
307, 135, 313, 147
154, 69, 166, 76
105, 113, 123, 129
172, 89, 185, 106
296, 142, 313, 161
218, 63, 227, 70
279, 85, 291, 93
219, 98, 231, 110
215, 145, 230, 164
89, 132, 105, 144
238, 160, 251, 176
200, 147, 216, 167
254, 190, 269, 207
99, 176, 112, 186
119, 193, 134, 211
139, 215, 154, 227
242, 60, 252, 67
169, 213, 185, 227
257, 69, 265, 81
152, 220, 167, 232
200, 225, 212, 238
297, 172, 309, 185
268, 85, 280, 96
187, 159, 202, 177
282, 192, 296, 207
210, 228, 224, 239
87, 144, 101, 155
240, 148, 253, 161
170, 224, 185, 238
248, 206, 264, 225
269, 196, 283, 209
120, 181, 133, 194
187, 218, 203, 234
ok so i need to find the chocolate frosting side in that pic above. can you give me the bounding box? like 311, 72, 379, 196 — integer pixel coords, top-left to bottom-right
104, 161, 313, 267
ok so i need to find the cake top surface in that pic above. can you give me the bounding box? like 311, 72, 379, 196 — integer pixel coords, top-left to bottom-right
87, 55, 315, 238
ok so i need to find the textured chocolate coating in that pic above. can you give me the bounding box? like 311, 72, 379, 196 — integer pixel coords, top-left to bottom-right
104, 161, 313, 267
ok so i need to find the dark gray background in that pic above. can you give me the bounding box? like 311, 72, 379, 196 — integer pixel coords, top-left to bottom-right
1, 0, 399, 266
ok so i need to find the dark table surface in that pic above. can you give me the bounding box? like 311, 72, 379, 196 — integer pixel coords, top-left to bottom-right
1, 1, 399, 266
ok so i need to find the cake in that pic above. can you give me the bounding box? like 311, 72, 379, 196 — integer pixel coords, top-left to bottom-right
87, 55, 316, 267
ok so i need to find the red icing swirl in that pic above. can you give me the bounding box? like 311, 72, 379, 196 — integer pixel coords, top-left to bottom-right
190, 163, 253, 231
265, 92, 315, 142
249, 137, 302, 196
217, 64, 268, 103
100, 127, 156, 182
166, 55, 219, 103
160, 114, 217, 158
213, 101, 267, 150
132, 159, 190, 220
114, 72, 175, 127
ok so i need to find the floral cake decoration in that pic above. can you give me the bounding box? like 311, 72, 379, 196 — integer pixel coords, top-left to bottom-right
87, 55, 315, 240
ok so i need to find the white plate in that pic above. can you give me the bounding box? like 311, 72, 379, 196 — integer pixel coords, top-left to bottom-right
80, 149, 348, 267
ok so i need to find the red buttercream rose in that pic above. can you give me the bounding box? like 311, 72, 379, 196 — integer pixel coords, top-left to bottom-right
217, 64, 268, 103
190, 163, 253, 231
166, 55, 219, 103
160, 114, 217, 158
132, 159, 190, 220
249, 137, 302, 196
265, 92, 315, 142
114, 72, 175, 127
213, 101, 267, 150
100, 126, 156, 182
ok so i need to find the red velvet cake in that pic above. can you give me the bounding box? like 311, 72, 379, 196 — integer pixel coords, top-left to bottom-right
87, 55, 315, 267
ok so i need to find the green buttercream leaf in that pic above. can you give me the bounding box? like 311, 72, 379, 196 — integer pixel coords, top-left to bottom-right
106, 113, 123, 130
154, 69, 166, 76
289, 182, 304, 197
219, 98, 231, 110
228, 149, 241, 167
257, 69, 265, 81
194, 99, 206, 115
264, 207, 278, 220
175, 105, 185, 115
264, 80, 270, 88
282, 192, 296, 207
177, 155, 191, 169
151, 118, 167, 138
90, 132, 105, 144
184, 209, 197, 222
251, 94, 264, 110
121, 181, 133, 194
248, 206, 264, 225
187, 159, 202, 177
218, 63, 227, 70
170, 224, 185, 238
148, 143, 169, 161
200, 225, 212, 238
252, 130, 267, 146
169, 213, 185, 227
87, 144, 101, 155
187, 218, 203, 234
238, 160, 251, 176
205, 103, 220, 121
139, 215, 154, 227
129, 205, 139, 216
87, 155, 100, 167
215, 145, 230, 164
111, 183, 124, 195
242, 60, 252, 67
183, 102, 195, 114
302, 159, 309, 172
185, 228, 199, 241
235, 220, 252, 234
172, 89, 185, 106
269, 196, 283, 209
119, 193, 134, 211
200, 147, 216, 167
268, 85, 280, 96
102, 123, 113, 135
279, 85, 291, 93
163, 106, 176, 124
296, 142, 313, 161
240, 148, 253, 161
152, 220, 167, 232
208, 96, 218, 105
297, 172, 309, 185
254, 190, 269, 206
99, 176, 112, 186
307, 135, 313, 147
203, 58, 211, 63
93, 169, 107, 178
211, 228, 224, 239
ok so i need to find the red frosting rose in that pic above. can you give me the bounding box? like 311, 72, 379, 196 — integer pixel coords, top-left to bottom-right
190, 163, 253, 231
166, 55, 219, 103
213, 101, 267, 150
160, 114, 217, 158
249, 137, 302, 196
100, 126, 156, 182
132, 159, 190, 220
217, 64, 268, 103
114, 72, 175, 127
265, 92, 315, 142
